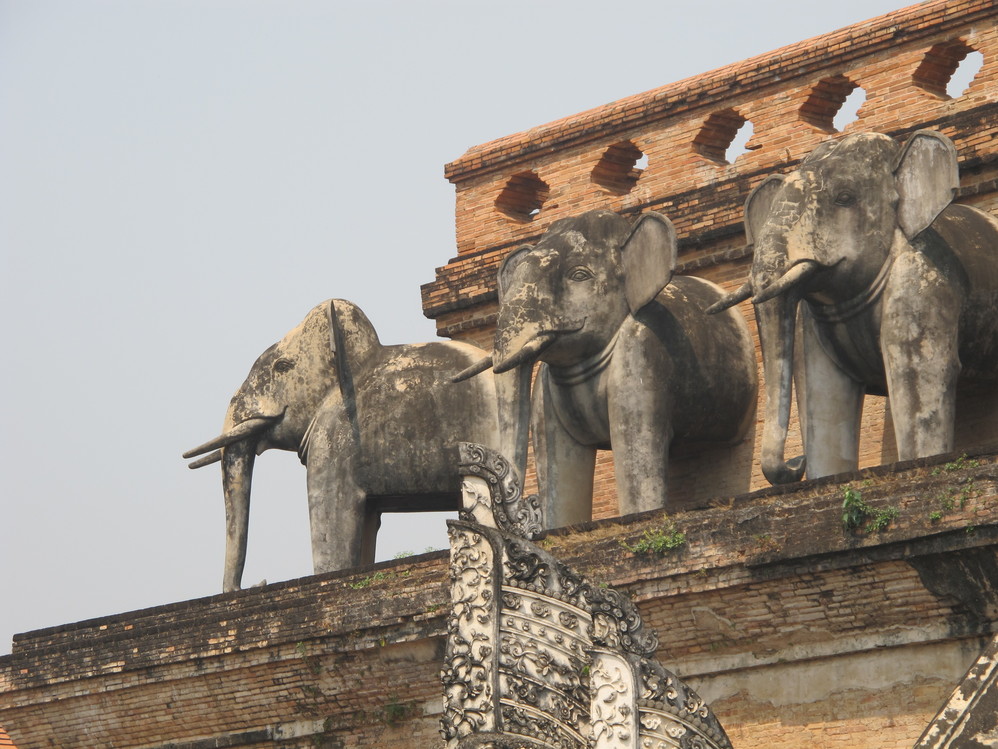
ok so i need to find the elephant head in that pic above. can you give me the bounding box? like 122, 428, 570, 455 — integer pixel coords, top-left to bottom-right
494, 210, 676, 372
184, 299, 379, 591
709, 130, 960, 484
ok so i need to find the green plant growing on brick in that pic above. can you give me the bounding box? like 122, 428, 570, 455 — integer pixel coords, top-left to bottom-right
295, 641, 323, 676
866, 506, 899, 533
381, 698, 417, 726
621, 519, 687, 555
347, 566, 413, 591
841, 485, 898, 534
754, 534, 781, 553
841, 486, 866, 530
293, 681, 325, 718
931, 453, 980, 475
309, 717, 337, 749
932, 478, 979, 522
349, 571, 382, 589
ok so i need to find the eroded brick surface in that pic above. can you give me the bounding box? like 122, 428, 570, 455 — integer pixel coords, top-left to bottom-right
1, 450, 997, 747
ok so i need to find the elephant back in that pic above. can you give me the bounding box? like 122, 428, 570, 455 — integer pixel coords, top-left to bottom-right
928, 205, 998, 381
639, 276, 758, 444
350, 341, 500, 495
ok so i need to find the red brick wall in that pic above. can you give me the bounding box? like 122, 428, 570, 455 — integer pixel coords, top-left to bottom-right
2, 449, 996, 748
422, 0, 998, 520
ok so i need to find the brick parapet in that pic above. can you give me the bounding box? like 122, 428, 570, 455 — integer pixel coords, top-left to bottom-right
2, 448, 997, 747
442, 0, 995, 183
422, 2, 998, 321
2, 551, 451, 691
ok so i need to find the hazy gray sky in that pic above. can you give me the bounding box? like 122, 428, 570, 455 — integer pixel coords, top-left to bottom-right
0, 0, 909, 654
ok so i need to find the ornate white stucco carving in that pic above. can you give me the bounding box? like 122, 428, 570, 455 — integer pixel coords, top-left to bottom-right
442, 443, 732, 749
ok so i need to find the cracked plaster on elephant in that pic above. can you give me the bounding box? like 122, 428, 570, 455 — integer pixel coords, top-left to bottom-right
184, 299, 503, 591
709, 129, 998, 484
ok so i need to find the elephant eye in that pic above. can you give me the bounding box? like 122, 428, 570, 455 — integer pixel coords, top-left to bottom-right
834, 190, 856, 207
273, 358, 295, 373
568, 266, 595, 282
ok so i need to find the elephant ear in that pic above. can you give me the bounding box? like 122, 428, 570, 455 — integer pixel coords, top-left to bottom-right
744, 175, 785, 245
894, 129, 959, 239
498, 245, 534, 301
620, 211, 676, 314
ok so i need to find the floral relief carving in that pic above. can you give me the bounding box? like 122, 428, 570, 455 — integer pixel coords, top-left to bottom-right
586, 585, 659, 657
441, 523, 498, 743
637, 660, 731, 749
458, 442, 543, 539
590, 651, 635, 749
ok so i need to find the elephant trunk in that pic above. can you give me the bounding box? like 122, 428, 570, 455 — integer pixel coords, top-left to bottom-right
755, 286, 806, 484
490, 290, 562, 481
749, 208, 816, 485
221, 439, 256, 592
494, 363, 533, 484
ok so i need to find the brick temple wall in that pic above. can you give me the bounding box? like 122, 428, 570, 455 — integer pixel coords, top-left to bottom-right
422, 0, 998, 519
1, 448, 996, 748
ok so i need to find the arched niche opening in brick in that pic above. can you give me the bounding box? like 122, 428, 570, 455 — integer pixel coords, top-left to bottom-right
914, 39, 985, 98
495, 170, 549, 222
590, 140, 647, 195
800, 75, 866, 132
693, 108, 756, 164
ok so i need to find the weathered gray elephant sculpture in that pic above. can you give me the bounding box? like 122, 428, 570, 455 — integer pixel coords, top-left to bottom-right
457, 210, 757, 527
709, 130, 998, 484
184, 299, 501, 591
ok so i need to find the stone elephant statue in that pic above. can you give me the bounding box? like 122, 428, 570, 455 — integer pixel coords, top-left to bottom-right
457, 209, 757, 527
709, 130, 998, 484
184, 299, 502, 591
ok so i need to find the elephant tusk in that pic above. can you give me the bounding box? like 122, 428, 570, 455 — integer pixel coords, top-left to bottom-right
494, 333, 558, 374
451, 355, 493, 383
182, 416, 279, 459
705, 282, 753, 314
753, 260, 822, 304
187, 450, 222, 469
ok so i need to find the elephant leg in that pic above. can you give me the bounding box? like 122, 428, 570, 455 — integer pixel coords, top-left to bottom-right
533, 372, 596, 529
360, 509, 381, 567
306, 453, 367, 572
304, 403, 368, 573
607, 378, 671, 516
882, 252, 962, 460
798, 307, 864, 479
